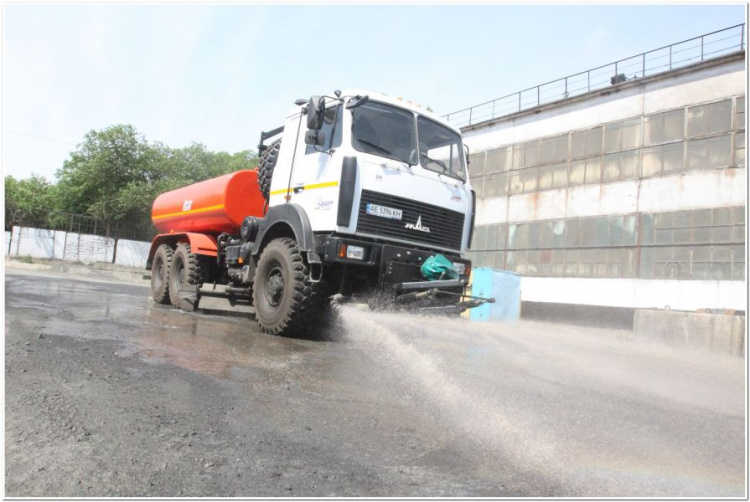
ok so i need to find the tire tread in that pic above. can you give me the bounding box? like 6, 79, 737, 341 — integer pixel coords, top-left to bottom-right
168, 243, 203, 309
151, 244, 174, 304
258, 139, 281, 200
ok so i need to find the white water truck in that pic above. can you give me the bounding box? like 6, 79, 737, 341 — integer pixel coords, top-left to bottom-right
146, 90, 494, 336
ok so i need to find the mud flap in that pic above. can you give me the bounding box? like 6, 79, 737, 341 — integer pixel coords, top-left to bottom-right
177, 286, 201, 312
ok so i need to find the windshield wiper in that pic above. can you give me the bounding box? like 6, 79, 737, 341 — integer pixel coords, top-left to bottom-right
356, 139, 415, 165
356, 139, 392, 157
422, 156, 464, 182
422, 155, 449, 173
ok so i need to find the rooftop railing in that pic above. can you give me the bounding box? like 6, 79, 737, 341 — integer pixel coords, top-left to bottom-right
444, 24, 745, 129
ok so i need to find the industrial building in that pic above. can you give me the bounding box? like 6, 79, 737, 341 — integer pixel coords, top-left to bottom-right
448, 25, 746, 330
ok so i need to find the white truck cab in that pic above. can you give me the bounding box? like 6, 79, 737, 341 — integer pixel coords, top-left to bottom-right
264, 90, 475, 255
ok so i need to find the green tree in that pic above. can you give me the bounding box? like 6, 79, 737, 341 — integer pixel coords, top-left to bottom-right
55, 125, 170, 237
166, 143, 258, 189
5, 174, 56, 230
12, 124, 259, 241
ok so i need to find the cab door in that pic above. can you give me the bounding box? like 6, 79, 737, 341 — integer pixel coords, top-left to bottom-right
287, 104, 343, 231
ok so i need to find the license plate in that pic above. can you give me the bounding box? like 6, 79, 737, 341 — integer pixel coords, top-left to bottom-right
366, 203, 403, 220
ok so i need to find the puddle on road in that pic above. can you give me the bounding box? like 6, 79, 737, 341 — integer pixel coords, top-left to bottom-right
6, 272, 320, 381
131, 305, 320, 379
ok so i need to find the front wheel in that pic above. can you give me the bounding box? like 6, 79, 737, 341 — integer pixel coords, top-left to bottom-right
252, 238, 322, 336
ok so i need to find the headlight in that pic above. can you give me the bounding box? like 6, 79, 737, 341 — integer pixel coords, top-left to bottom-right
346, 245, 365, 260
452, 262, 466, 275
338, 243, 366, 260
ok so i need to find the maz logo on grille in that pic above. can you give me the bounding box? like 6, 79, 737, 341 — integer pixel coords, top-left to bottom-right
404, 216, 430, 233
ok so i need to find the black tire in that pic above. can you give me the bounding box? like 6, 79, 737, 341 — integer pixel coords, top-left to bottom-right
151, 244, 173, 304
258, 139, 281, 200
253, 238, 323, 336
168, 243, 203, 311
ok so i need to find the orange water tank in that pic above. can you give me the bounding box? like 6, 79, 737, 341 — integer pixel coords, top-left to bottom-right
151, 170, 266, 235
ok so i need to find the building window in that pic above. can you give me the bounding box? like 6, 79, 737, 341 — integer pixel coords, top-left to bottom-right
644, 109, 685, 146
485, 146, 512, 173
642, 142, 685, 177
468, 151, 487, 175
604, 118, 642, 154
571, 126, 603, 159
482, 174, 495, 198
513, 140, 539, 170
522, 167, 538, 193
470, 175, 484, 198
538, 162, 568, 191
508, 171, 523, 195
734, 96, 745, 131
539, 134, 569, 165
602, 149, 639, 182
471, 224, 487, 250
735, 132, 745, 168
687, 100, 733, 138
687, 135, 732, 170
484, 171, 506, 198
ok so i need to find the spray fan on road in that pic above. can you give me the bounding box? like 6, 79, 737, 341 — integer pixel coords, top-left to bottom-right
146, 90, 494, 336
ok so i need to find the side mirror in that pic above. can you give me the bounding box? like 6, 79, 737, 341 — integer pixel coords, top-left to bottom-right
305, 129, 326, 146
307, 96, 325, 130
464, 144, 471, 165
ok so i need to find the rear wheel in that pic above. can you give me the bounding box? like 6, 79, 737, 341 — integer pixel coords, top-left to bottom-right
168, 243, 203, 311
151, 244, 173, 304
253, 238, 323, 336
258, 139, 281, 200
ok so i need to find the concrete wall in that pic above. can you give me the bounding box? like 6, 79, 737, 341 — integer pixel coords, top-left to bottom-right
114, 239, 151, 268
63, 232, 115, 264
634, 309, 745, 355
9, 227, 66, 260
7, 226, 149, 268
522, 276, 745, 311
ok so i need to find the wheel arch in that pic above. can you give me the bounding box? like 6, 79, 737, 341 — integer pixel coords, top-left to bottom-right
146, 232, 218, 270
251, 204, 319, 263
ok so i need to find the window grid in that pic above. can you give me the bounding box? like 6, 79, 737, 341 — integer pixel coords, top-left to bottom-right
469, 207, 744, 280
474, 97, 745, 198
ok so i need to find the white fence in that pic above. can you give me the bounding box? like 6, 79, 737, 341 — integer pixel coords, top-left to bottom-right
6, 226, 150, 268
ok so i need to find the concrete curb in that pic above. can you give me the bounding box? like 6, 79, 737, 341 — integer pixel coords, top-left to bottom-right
634, 308, 745, 356
5, 256, 150, 286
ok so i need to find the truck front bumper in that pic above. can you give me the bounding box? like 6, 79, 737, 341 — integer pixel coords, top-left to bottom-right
321, 236, 471, 287
321, 236, 493, 313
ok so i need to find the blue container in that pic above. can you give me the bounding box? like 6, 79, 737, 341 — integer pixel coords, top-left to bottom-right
470, 268, 521, 322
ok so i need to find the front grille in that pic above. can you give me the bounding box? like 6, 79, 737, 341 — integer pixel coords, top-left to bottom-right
357, 190, 464, 251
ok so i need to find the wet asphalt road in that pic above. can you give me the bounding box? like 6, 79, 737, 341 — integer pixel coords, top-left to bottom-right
4, 269, 746, 497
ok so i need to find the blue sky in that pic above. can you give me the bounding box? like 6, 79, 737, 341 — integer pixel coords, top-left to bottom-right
3, 3, 746, 181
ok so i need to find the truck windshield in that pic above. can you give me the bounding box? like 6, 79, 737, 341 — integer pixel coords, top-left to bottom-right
417, 116, 466, 182
351, 101, 416, 165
